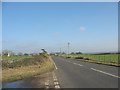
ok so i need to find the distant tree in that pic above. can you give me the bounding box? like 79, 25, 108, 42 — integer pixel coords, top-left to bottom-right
18, 52, 23, 56
41, 49, 47, 53
2, 50, 8, 56
30, 53, 37, 56
71, 52, 75, 54
75, 52, 82, 54
61, 52, 66, 54
24, 53, 29, 56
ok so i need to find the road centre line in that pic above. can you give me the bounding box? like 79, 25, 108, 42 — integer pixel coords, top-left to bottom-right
78, 64, 83, 66
65, 60, 118, 78
73, 63, 83, 66
73, 63, 77, 64
65, 60, 83, 66
64, 59, 119, 78
91, 68, 120, 78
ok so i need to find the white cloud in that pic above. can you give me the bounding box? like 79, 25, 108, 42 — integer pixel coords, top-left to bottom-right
80, 26, 86, 32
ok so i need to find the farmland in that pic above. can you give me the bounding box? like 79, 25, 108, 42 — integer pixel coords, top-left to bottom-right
2, 55, 33, 61
60, 53, 119, 66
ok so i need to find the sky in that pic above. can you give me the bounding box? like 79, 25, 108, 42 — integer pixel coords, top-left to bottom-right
0, 2, 2, 53
2, 0, 120, 2
2, 2, 118, 53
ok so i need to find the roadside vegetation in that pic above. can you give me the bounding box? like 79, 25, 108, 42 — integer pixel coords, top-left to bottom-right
2, 55, 33, 61
60, 53, 119, 66
2, 52, 55, 83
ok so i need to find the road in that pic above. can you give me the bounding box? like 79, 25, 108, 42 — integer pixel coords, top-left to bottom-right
52, 56, 119, 88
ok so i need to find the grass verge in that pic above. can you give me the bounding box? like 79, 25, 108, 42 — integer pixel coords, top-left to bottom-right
60, 54, 120, 67
2, 54, 55, 83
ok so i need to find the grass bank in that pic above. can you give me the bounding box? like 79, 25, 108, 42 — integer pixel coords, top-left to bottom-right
2, 54, 55, 83
2, 55, 33, 61
60, 54, 120, 66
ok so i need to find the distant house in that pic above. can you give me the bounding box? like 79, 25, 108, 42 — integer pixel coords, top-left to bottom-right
2, 50, 15, 57
8, 53, 10, 57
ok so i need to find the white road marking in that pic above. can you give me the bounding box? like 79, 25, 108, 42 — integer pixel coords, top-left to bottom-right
55, 85, 60, 89
54, 81, 59, 85
45, 80, 50, 89
53, 72, 61, 89
73, 63, 76, 65
53, 60, 58, 69
91, 68, 120, 78
45, 82, 49, 86
46, 86, 49, 89
53, 77, 57, 81
54, 78, 58, 81
78, 64, 83, 66
64, 60, 71, 63
73, 63, 83, 66
45, 80, 49, 85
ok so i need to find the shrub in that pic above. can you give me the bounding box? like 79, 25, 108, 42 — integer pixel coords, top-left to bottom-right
66, 56, 71, 58
2, 54, 50, 69
83, 57, 90, 60
75, 57, 84, 59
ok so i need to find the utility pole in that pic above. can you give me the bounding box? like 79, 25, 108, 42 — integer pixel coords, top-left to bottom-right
68, 42, 70, 57
60, 48, 61, 53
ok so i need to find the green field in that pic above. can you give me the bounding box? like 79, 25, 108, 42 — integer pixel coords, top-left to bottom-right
1, 54, 51, 69
2, 55, 33, 61
60, 53, 119, 66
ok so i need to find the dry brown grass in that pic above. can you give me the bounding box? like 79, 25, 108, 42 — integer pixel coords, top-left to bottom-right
2, 60, 54, 83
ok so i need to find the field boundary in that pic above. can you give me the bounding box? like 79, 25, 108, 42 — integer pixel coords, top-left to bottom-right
61, 56, 120, 67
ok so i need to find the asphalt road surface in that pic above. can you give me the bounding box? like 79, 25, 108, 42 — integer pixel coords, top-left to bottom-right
52, 56, 119, 88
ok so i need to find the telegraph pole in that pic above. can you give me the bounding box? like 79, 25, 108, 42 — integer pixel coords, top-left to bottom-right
68, 42, 70, 57
60, 48, 61, 55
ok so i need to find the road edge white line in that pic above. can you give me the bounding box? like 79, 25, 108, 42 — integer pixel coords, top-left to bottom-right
53, 72, 61, 89
52, 60, 58, 70
45, 80, 50, 89
91, 68, 120, 78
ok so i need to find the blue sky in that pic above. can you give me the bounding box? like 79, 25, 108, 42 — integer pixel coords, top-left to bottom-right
2, 2, 118, 53
0, 2, 2, 52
